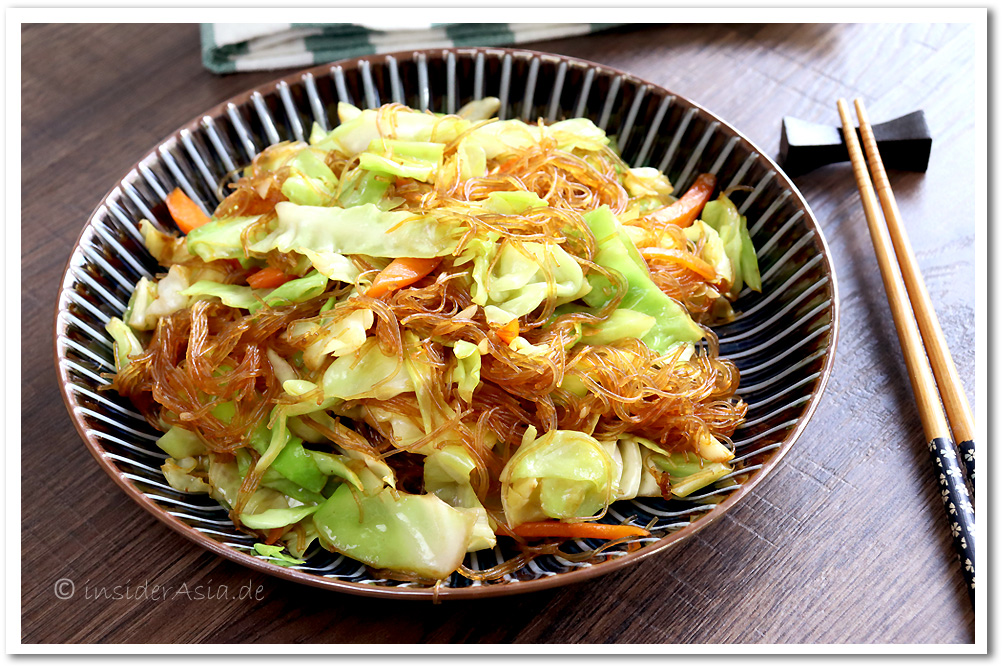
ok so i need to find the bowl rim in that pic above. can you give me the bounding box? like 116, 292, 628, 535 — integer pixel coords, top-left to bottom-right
54, 45, 841, 601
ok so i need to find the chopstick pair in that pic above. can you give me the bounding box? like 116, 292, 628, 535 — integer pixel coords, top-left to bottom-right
836, 98, 976, 605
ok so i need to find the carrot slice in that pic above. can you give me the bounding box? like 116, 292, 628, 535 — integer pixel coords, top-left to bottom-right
247, 267, 293, 290
496, 318, 520, 345
264, 526, 285, 545
365, 257, 441, 298
511, 522, 651, 540
165, 187, 210, 233
650, 173, 716, 228
641, 247, 718, 281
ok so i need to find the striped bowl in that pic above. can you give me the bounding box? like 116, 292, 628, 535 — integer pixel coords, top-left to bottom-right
55, 48, 839, 599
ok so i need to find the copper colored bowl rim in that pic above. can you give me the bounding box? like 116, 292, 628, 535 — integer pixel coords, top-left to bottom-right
54, 46, 840, 600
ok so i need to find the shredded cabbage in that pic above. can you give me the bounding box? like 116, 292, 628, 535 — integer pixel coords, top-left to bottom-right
108, 100, 755, 583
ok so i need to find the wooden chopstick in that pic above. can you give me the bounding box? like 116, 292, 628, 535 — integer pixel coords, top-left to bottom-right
837, 99, 975, 605
854, 99, 976, 492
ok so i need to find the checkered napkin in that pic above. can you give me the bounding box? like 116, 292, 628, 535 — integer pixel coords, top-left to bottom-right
201, 23, 622, 74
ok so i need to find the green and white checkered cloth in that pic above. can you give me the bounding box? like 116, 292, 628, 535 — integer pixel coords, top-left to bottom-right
201, 23, 622, 74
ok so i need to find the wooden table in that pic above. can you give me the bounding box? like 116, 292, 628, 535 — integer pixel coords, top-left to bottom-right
22, 23, 978, 644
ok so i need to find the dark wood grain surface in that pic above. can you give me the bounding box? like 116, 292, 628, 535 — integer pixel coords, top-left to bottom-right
22, 23, 978, 644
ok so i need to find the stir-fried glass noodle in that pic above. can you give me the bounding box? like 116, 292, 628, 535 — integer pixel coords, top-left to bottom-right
105, 98, 762, 582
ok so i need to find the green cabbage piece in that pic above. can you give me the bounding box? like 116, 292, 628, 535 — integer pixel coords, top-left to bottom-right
451, 137, 488, 180
260, 471, 327, 506
547, 117, 611, 153
622, 167, 674, 199
480, 190, 547, 214
311, 103, 470, 156
180, 281, 258, 310
105, 317, 142, 372
279, 146, 339, 206
161, 457, 212, 494
684, 220, 734, 287
249, 422, 328, 494
249, 202, 462, 259
463, 116, 608, 160
185, 216, 260, 262
451, 340, 482, 403
336, 169, 394, 208
579, 308, 656, 346
144, 264, 196, 323
252, 270, 328, 311
313, 484, 477, 581
500, 427, 616, 526
140, 219, 193, 266
456, 97, 500, 121
123, 276, 159, 330
156, 425, 206, 459
321, 338, 413, 401
700, 194, 761, 296
470, 241, 588, 317
582, 205, 703, 353
179, 271, 327, 314
358, 138, 445, 182
423, 446, 496, 551
651, 451, 734, 498
464, 119, 546, 159
290, 306, 374, 369
300, 249, 360, 283
253, 543, 306, 566
240, 504, 319, 530
309, 451, 364, 491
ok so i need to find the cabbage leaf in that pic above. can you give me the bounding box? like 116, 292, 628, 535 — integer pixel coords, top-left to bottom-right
582, 206, 703, 353
313, 484, 476, 581
500, 427, 616, 526
700, 194, 761, 296
250, 202, 462, 259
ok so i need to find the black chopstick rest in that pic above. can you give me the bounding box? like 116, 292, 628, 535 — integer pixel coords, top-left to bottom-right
929, 436, 976, 604
779, 111, 932, 177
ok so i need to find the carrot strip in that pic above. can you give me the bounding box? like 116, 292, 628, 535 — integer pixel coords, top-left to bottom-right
165, 187, 210, 233
247, 267, 293, 290
264, 526, 285, 545
641, 247, 718, 281
511, 522, 651, 540
496, 319, 520, 345
365, 257, 441, 298
650, 173, 716, 228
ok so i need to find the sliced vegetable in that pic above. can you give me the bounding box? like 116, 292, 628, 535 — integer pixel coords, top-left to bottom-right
649, 173, 716, 228
583, 206, 704, 353
700, 194, 761, 296
512, 521, 650, 540
166, 187, 210, 233
240, 504, 319, 530
105, 317, 142, 372
249, 202, 462, 259
313, 485, 476, 581
366, 257, 441, 298
500, 427, 616, 527
247, 267, 293, 290
496, 318, 519, 345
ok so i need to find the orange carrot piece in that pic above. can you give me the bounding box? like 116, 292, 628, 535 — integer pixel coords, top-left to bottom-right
641, 247, 718, 281
264, 526, 285, 545
511, 522, 651, 540
247, 267, 293, 290
650, 173, 717, 228
496, 318, 520, 345
365, 257, 441, 298
165, 187, 210, 233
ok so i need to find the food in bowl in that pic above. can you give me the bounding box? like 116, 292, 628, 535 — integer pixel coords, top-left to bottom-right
104, 98, 761, 582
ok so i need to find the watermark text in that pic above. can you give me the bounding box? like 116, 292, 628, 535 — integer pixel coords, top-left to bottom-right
53, 577, 265, 602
